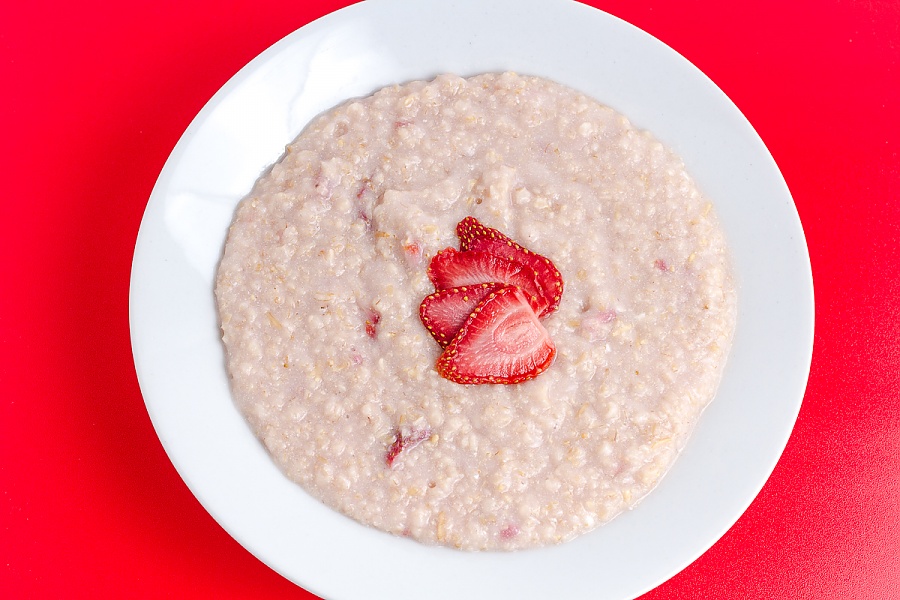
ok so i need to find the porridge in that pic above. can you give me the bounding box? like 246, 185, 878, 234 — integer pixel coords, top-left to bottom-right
215, 73, 736, 550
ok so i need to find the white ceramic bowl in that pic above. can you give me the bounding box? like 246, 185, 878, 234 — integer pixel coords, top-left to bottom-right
130, 0, 814, 598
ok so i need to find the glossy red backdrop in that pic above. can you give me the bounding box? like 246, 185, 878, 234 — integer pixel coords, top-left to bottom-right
2, 1, 898, 597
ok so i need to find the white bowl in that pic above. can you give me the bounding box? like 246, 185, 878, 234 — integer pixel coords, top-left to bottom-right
129, 0, 814, 598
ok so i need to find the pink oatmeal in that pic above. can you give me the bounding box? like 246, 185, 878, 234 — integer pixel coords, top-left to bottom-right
215, 73, 736, 550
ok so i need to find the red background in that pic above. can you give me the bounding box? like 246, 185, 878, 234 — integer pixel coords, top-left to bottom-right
2, 0, 898, 597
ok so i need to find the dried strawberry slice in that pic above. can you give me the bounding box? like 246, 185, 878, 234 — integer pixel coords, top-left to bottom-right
427, 248, 547, 314
419, 282, 506, 347
455, 217, 563, 317
437, 285, 556, 385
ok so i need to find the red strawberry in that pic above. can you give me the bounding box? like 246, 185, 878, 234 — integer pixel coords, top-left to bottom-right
427, 248, 547, 314
385, 426, 431, 467
456, 215, 514, 250
437, 285, 556, 385
364, 307, 381, 338
419, 282, 506, 347
455, 217, 564, 317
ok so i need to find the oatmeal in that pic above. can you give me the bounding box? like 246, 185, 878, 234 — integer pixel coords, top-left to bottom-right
215, 73, 736, 550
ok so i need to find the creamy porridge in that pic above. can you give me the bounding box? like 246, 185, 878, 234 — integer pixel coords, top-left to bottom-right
215, 73, 736, 550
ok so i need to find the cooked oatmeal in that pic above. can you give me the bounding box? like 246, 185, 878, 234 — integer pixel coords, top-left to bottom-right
215, 72, 736, 550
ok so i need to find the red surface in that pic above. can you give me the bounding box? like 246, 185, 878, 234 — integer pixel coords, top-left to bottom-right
2, 1, 898, 598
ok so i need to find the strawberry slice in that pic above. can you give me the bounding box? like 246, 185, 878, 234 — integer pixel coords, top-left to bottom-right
420, 282, 506, 347
428, 247, 522, 288
427, 248, 547, 314
437, 285, 556, 385
455, 217, 563, 317
456, 215, 514, 250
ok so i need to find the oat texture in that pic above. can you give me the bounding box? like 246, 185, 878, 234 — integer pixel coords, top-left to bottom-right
215, 73, 736, 550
